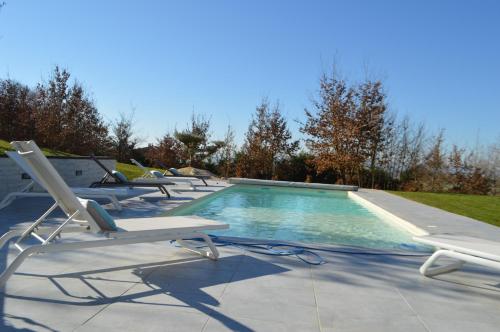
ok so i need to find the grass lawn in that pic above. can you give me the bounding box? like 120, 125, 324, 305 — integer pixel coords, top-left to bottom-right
2, 139, 210, 181
0, 139, 11, 155
388, 191, 500, 227
0, 139, 77, 157
116, 162, 146, 179
2, 139, 166, 180
116, 162, 167, 180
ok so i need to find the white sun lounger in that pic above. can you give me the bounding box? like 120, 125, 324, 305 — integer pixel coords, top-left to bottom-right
0, 141, 229, 286
0, 151, 130, 211
414, 235, 500, 277
156, 160, 210, 186
130, 159, 200, 189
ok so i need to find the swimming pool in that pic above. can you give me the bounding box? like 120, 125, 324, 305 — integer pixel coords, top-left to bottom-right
168, 185, 423, 250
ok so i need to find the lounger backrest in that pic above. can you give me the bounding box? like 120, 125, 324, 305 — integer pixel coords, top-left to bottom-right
6, 151, 43, 185
131, 159, 165, 179
156, 161, 167, 169
154, 160, 172, 176
130, 159, 146, 171
90, 154, 125, 183
10, 141, 102, 232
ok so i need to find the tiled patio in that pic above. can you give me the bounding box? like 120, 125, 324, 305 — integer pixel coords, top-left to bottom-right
1, 183, 499, 331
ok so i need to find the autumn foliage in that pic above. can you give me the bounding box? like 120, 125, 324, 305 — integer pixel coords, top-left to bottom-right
0, 67, 109, 155
236, 99, 299, 180
0, 66, 498, 194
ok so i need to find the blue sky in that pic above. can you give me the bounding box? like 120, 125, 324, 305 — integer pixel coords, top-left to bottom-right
0, 0, 499, 147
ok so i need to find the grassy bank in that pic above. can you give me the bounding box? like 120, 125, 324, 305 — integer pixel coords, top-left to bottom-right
388, 191, 500, 227
0, 139, 76, 157
2, 139, 166, 180
116, 162, 148, 179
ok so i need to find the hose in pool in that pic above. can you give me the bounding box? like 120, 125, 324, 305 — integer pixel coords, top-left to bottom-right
172, 235, 432, 266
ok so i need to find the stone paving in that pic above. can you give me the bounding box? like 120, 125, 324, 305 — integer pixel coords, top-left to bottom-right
0, 182, 499, 331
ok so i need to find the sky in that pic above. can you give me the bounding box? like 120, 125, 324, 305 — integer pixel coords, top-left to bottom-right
0, 0, 499, 148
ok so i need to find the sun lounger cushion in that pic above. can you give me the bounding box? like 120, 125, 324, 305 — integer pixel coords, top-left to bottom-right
78, 198, 117, 231
151, 170, 164, 178
111, 170, 128, 182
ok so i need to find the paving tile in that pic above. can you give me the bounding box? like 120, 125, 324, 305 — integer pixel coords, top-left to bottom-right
204, 315, 320, 332
216, 292, 319, 328
112, 282, 220, 314
143, 271, 230, 299
3, 288, 109, 331
223, 279, 317, 308
231, 256, 311, 290
314, 284, 417, 329
76, 301, 209, 332
356, 189, 500, 240
3, 185, 500, 331
322, 316, 427, 332
419, 317, 500, 332
398, 286, 500, 324
142, 263, 235, 284
204, 316, 289, 332
311, 266, 403, 293
230, 271, 312, 290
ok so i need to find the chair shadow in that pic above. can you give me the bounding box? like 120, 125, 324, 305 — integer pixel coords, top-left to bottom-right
190, 189, 219, 193
1, 255, 289, 331
1, 244, 50, 331
139, 196, 194, 203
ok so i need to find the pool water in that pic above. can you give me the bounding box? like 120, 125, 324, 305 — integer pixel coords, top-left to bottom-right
169, 185, 423, 250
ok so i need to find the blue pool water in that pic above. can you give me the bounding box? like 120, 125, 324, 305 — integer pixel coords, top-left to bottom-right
169, 185, 422, 250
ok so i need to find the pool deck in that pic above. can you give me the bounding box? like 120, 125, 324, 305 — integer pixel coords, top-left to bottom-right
0, 182, 499, 331
355, 189, 500, 240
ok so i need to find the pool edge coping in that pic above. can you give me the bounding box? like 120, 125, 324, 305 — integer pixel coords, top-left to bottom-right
228, 178, 358, 191
165, 184, 235, 216
348, 191, 429, 236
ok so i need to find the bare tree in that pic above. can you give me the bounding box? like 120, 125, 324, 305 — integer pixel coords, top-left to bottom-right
238, 98, 298, 179
111, 112, 139, 162
174, 113, 222, 167
145, 133, 185, 169
218, 124, 236, 178
357, 80, 389, 188
301, 72, 360, 184
423, 130, 446, 192
0, 66, 110, 154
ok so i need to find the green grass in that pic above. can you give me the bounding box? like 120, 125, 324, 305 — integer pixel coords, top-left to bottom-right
0, 139, 14, 155
116, 162, 145, 180
388, 191, 500, 227
2, 139, 163, 180
116, 162, 165, 180
0, 139, 77, 157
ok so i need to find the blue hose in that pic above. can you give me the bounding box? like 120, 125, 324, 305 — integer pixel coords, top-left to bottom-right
228, 243, 325, 265
172, 235, 431, 266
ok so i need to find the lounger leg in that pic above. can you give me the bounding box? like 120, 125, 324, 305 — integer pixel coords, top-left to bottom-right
0, 229, 25, 250
0, 231, 223, 286
420, 250, 465, 277
0, 245, 40, 287
176, 234, 219, 260
158, 185, 170, 198
108, 195, 122, 211
0, 193, 16, 210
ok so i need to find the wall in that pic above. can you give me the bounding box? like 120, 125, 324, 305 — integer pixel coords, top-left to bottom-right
228, 177, 358, 191
0, 156, 116, 200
